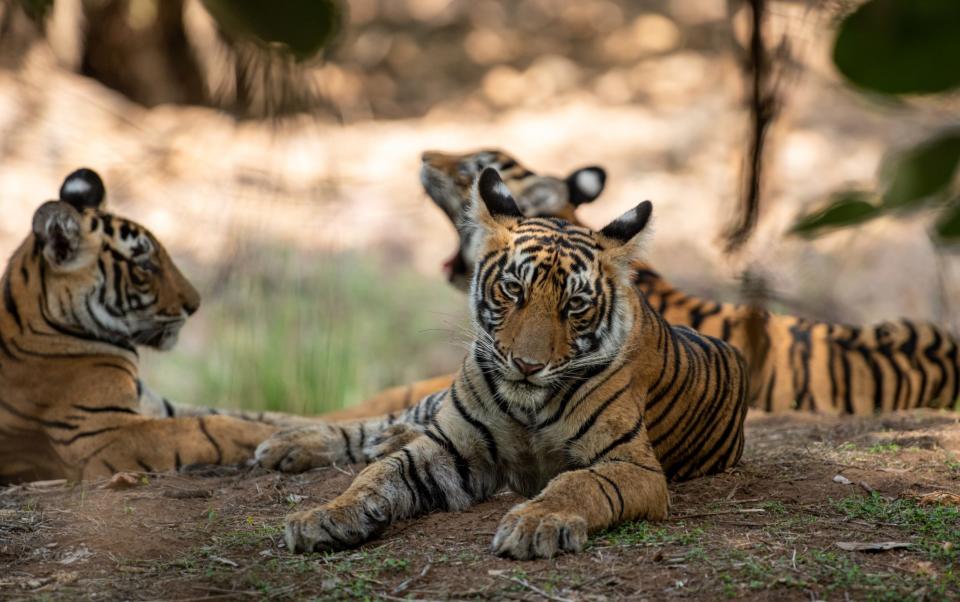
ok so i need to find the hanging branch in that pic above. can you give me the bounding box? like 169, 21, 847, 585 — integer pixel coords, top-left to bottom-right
724, 0, 785, 254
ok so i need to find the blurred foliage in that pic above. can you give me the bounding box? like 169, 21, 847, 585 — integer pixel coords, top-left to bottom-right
882, 132, 960, 210
793, 0, 960, 244
792, 131, 960, 239
790, 191, 879, 237
16, 0, 52, 20
833, 0, 960, 95
142, 250, 466, 415
202, 0, 344, 61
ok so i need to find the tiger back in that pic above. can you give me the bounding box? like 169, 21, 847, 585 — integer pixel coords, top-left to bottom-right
281, 168, 748, 559
0, 168, 277, 483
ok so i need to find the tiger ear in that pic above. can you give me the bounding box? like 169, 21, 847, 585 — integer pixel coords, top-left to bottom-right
464, 167, 522, 236
476, 167, 523, 219
59, 168, 105, 212
565, 166, 606, 206
599, 201, 654, 266
32, 201, 85, 267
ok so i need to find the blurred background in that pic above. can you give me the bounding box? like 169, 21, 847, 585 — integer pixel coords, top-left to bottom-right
0, 0, 958, 415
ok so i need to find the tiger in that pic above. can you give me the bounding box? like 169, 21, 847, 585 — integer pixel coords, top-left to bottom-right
0, 167, 296, 483
353, 149, 960, 416
254, 151, 613, 471
280, 168, 749, 559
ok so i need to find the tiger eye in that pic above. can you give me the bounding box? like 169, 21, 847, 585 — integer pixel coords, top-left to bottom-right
567, 296, 588, 313
501, 280, 523, 298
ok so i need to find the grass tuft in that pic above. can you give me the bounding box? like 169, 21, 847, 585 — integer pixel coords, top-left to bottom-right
833, 493, 960, 561
143, 249, 467, 415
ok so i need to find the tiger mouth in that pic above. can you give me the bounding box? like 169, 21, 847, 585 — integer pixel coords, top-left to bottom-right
503, 374, 549, 389
441, 247, 468, 282
135, 321, 185, 350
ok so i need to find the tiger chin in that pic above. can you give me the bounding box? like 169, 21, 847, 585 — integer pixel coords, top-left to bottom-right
0, 168, 284, 483
281, 168, 748, 560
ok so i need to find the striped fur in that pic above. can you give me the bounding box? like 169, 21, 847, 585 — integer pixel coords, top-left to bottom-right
409, 149, 960, 414
279, 168, 747, 559
0, 168, 294, 483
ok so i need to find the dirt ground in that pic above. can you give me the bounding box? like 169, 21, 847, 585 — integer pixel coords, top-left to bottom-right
2, 411, 958, 601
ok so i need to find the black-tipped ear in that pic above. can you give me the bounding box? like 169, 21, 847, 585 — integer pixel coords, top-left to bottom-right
566, 166, 606, 206
59, 168, 105, 211
600, 201, 653, 244
477, 167, 523, 218
32, 201, 84, 265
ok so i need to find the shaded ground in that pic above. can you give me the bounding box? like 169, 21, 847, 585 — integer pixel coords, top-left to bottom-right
2, 411, 959, 601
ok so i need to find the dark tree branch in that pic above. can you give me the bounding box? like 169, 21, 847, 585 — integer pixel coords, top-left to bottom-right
724, 0, 786, 254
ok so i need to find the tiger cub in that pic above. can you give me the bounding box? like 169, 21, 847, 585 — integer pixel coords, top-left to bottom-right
281, 168, 748, 559
0, 168, 283, 483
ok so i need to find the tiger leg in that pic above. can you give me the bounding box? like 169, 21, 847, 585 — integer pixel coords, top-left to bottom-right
284, 433, 501, 553
256, 390, 447, 473
138, 382, 318, 427
255, 420, 422, 473
493, 436, 669, 559
50, 416, 279, 480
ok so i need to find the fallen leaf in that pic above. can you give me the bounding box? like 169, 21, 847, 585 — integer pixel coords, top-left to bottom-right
836, 541, 911, 552
102, 472, 142, 490
833, 474, 853, 485
914, 560, 937, 577
905, 491, 960, 507
209, 555, 239, 568
52, 571, 79, 585
59, 545, 93, 565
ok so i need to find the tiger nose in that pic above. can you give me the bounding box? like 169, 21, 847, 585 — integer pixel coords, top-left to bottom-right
513, 357, 546, 376
181, 293, 200, 316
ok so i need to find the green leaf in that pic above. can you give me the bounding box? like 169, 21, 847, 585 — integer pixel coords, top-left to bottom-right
934, 198, 960, 242
202, 0, 344, 61
882, 130, 960, 208
833, 0, 960, 95
790, 192, 880, 237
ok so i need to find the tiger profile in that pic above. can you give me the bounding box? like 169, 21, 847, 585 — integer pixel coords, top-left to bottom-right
281, 168, 748, 559
0, 168, 291, 483
379, 149, 960, 416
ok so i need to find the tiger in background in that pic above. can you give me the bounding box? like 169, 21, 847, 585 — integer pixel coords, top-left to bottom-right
0, 168, 309, 483
280, 168, 748, 559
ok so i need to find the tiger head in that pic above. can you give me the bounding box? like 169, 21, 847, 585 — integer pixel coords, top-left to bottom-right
420, 149, 606, 291
27, 168, 200, 350
467, 167, 652, 407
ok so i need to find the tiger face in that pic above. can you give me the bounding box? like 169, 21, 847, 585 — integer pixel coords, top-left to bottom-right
420, 150, 606, 290
467, 168, 652, 408
30, 168, 200, 350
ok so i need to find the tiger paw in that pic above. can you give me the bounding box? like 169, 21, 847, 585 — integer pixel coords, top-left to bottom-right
285, 502, 385, 553
255, 426, 341, 473
363, 423, 421, 460
491, 502, 588, 559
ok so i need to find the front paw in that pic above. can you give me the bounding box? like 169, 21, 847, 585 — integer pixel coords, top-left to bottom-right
285, 502, 385, 553
255, 426, 339, 473
364, 423, 421, 460
492, 502, 588, 559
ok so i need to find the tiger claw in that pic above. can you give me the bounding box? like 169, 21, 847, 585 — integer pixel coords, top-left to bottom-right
492, 503, 588, 560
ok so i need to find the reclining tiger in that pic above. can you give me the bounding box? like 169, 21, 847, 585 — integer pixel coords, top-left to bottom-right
281, 167, 748, 558
0, 168, 318, 483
